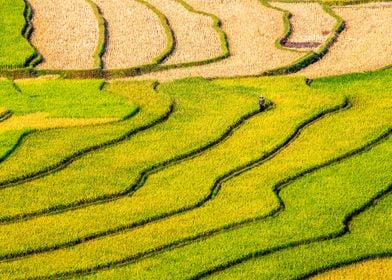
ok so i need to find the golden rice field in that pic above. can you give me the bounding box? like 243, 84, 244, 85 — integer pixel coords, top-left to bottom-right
0, 0, 391, 279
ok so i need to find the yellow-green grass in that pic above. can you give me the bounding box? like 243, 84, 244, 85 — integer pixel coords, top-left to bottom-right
2, 70, 389, 278
0, 78, 259, 221
206, 187, 392, 280
0, 76, 344, 262
0, 79, 135, 118
0, 81, 171, 185
0, 0, 35, 68
78, 132, 392, 280
312, 258, 392, 280
0, 78, 138, 175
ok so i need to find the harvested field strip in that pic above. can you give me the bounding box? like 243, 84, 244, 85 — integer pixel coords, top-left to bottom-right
91, 0, 169, 69
0, 79, 260, 221
144, 0, 222, 65
297, 5, 392, 77
263, 1, 345, 76
311, 257, 392, 279
28, 0, 99, 70
73, 135, 392, 280
0, 77, 344, 262
130, 0, 302, 81
208, 189, 392, 280
0, 0, 36, 69
271, 2, 336, 50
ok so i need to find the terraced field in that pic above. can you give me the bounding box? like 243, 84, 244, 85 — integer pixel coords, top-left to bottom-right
0, 0, 391, 279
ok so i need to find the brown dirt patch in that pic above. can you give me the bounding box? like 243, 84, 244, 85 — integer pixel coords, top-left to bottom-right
128, 0, 302, 82
144, 0, 222, 65
297, 5, 392, 78
312, 258, 392, 280
272, 2, 336, 51
29, 0, 99, 70
92, 0, 167, 69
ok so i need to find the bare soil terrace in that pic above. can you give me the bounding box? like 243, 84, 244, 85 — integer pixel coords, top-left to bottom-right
297, 4, 392, 77
92, 0, 167, 69
144, 0, 222, 65
271, 2, 336, 50
29, 0, 99, 70
129, 0, 302, 81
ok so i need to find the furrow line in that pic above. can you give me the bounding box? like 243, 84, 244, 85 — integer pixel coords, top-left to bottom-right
21, 99, 349, 278
190, 184, 392, 280
0, 103, 269, 224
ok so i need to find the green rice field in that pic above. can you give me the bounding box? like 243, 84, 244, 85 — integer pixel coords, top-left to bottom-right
0, 0, 391, 278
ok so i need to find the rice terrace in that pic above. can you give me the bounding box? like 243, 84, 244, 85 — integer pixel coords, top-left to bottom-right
0, 0, 391, 278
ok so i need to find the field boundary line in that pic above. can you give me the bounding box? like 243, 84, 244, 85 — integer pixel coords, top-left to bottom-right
11, 98, 351, 277
261, 0, 345, 76
189, 181, 392, 279
135, 0, 175, 65
1, 99, 350, 268
84, 0, 107, 69
0, 80, 140, 166
0, 101, 173, 199
0, 100, 269, 224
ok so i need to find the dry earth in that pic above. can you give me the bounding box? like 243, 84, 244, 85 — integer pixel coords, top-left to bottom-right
129, 0, 302, 82
0, 112, 118, 133
271, 2, 336, 50
144, 0, 222, 65
312, 258, 392, 280
92, 0, 167, 69
29, 0, 99, 70
297, 5, 392, 77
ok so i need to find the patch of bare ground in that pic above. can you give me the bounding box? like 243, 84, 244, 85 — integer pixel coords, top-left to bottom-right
271, 2, 336, 51
29, 0, 99, 70
297, 5, 392, 78
129, 0, 302, 82
0, 113, 118, 133
144, 0, 222, 65
92, 0, 167, 69
312, 258, 392, 280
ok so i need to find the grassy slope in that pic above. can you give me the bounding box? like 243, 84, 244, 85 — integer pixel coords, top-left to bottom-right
0, 81, 169, 186
0, 79, 138, 170
0, 79, 259, 220
43, 70, 392, 279
83, 128, 391, 280
0, 76, 344, 264
0, 0, 35, 68
1, 79, 135, 118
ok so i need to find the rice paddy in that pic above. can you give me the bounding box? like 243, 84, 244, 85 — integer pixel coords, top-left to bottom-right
0, 0, 390, 279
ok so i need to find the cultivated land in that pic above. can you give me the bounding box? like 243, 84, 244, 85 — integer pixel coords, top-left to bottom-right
131, 0, 302, 81
298, 4, 392, 77
271, 2, 336, 50
0, 0, 391, 279
144, 0, 223, 65
92, 0, 167, 69
28, 0, 99, 69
